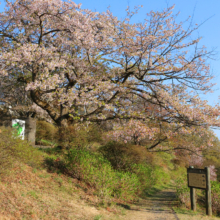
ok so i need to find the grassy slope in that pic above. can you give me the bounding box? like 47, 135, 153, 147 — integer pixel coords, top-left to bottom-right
1, 121, 220, 219
1, 150, 219, 220
0, 161, 122, 220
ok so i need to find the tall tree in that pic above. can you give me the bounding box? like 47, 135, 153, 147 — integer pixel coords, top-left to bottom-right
0, 0, 219, 150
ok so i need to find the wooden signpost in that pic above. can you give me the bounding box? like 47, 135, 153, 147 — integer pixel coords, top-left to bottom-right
187, 166, 212, 216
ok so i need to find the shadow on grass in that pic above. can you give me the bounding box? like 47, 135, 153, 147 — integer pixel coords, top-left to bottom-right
116, 203, 131, 210
37, 146, 63, 155
144, 183, 175, 197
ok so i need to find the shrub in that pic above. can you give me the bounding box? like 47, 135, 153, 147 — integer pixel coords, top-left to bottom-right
44, 154, 66, 174
56, 124, 99, 149
99, 142, 162, 195
57, 125, 86, 148
114, 172, 141, 201
129, 163, 156, 195
174, 176, 190, 208
210, 181, 220, 215
39, 139, 58, 147
37, 121, 103, 148
99, 141, 154, 172
36, 120, 58, 145
64, 148, 140, 201
86, 123, 103, 143
99, 142, 131, 171
153, 165, 171, 187
171, 158, 187, 168
0, 126, 42, 176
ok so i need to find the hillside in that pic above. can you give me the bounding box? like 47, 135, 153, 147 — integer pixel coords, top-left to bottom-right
1, 163, 219, 220
0, 161, 118, 220
1, 124, 220, 219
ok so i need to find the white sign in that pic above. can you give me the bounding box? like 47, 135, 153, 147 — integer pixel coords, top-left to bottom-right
12, 119, 25, 140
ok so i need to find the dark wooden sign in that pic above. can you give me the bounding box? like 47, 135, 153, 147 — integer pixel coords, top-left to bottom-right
187, 168, 207, 189
187, 166, 212, 216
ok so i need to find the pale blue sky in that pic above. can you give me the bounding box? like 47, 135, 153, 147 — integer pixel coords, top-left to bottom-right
1, 0, 220, 137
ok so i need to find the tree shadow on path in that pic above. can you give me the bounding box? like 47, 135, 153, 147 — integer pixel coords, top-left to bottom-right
120, 187, 180, 220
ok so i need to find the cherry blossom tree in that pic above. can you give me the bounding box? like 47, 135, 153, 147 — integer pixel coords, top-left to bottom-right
0, 78, 50, 119
105, 119, 159, 145
0, 0, 220, 150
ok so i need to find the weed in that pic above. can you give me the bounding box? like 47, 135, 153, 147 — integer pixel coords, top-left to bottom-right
64, 148, 140, 202
27, 191, 38, 199
174, 176, 190, 207
99, 142, 153, 171
94, 215, 102, 220
173, 207, 198, 215
68, 177, 73, 183
0, 126, 42, 176
36, 120, 58, 145
38, 146, 63, 155
39, 139, 57, 147
209, 181, 220, 215
38, 174, 50, 178
32, 168, 37, 173
54, 177, 63, 184
120, 208, 126, 215
59, 185, 67, 192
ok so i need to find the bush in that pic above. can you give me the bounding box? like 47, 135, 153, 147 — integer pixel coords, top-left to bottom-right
99, 142, 169, 195
130, 163, 156, 193
0, 126, 42, 176
57, 125, 88, 148
64, 148, 140, 201
114, 172, 141, 201
36, 120, 58, 145
99, 141, 154, 171
55, 123, 102, 149
86, 123, 103, 143
210, 181, 220, 215
44, 154, 66, 174
174, 176, 190, 208
153, 165, 171, 187
37, 121, 103, 148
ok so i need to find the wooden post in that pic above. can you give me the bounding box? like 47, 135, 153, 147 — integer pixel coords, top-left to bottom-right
190, 187, 196, 211
189, 166, 196, 211
205, 167, 212, 216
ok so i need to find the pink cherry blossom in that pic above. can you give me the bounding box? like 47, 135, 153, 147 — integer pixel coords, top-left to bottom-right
0, 1, 219, 152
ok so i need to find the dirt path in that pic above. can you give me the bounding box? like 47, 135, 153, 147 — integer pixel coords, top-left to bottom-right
120, 188, 179, 220
119, 188, 219, 220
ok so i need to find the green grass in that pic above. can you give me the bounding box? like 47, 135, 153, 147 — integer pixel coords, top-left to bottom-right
27, 191, 38, 199
0, 126, 43, 177
94, 215, 103, 220
38, 174, 50, 178
173, 207, 198, 215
